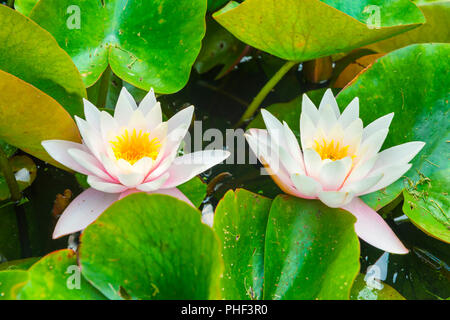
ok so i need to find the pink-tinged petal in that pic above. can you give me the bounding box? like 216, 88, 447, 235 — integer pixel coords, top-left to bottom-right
145, 149, 177, 182
342, 197, 409, 254
303, 148, 322, 179
53, 188, 120, 239
67, 148, 115, 182
283, 121, 305, 172
339, 97, 359, 128
167, 105, 194, 134
344, 155, 378, 185
363, 113, 393, 141
138, 88, 157, 116
114, 87, 137, 126
319, 89, 340, 118
291, 173, 321, 198
341, 173, 383, 195
119, 187, 195, 207
300, 112, 317, 150
75, 116, 105, 160
319, 157, 352, 190
318, 190, 354, 208
117, 171, 146, 187
362, 164, 412, 195
136, 173, 169, 191
370, 141, 425, 172
301, 93, 319, 124
162, 150, 230, 189
83, 98, 101, 131
41, 140, 91, 175
245, 131, 299, 196
261, 109, 283, 145
144, 102, 162, 131
87, 175, 128, 193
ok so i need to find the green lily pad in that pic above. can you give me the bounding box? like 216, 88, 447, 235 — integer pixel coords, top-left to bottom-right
0, 257, 40, 271
177, 177, 208, 208
350, 274, 405, 300
213, 189, 272, 299
213, 0, 425, 62
208, 0, 229, 12
0, 270, 29, 300
367, 0, 450, 53
79, 193, 223, 300
14, 0, 39, 16
16, 249, 106, 300
337, 43, 450, 242
30, 0, 207, 93
0, 5, 86, 117
0, 69, 82, 170
263, 195, 360, 300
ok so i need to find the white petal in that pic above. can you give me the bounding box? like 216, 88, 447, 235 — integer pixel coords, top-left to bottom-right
363, 113, 393, 141
144, 102, 162, 130
136, 173, 169, 192
370, 141, 425, 172
344, 155, 378, 185
318, 190, 354, 208
283, 121, 305, 173
303, 148, 322, 179
339, 97, 359, 127
52, 188, 120, 239
358, 129, 389, 161
261, 109, 283, 145
319, 88, 340, 118
100, 111, 119, 142
67, 148, 114, 182
138, 88, 157, 116
83, 98, 101, 131
319, 157, 352, 190
362, 164, 412, 195
75, 116, 104, 160
167, 105, 194, 134
300, 112, 317, 150
341, 173, 383, 195
162, 150, 230, 189
41, 140, 91, 175
291, 173, 322, 198
317, 102, 338, 135
301, 93, 319, 124
343, 118, 363, 153
114, 88, 137, 126
87, 175, 128, 193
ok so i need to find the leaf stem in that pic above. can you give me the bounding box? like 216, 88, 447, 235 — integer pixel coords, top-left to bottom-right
96, 65, 112, 108
236, 60, 298, 127
0, 147, 31, 258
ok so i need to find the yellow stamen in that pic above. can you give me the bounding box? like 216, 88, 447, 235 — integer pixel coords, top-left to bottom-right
110, 129, 161, 164
314, 138, 351, 161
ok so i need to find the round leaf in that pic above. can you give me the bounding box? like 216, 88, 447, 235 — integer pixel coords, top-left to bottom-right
0, 5, 86, 117
213, 189, 272, 299
79, 193, 223, 300
0, 270, 29, 300
0, 69, 81, 169
213, 0, 425, 62
263, 195, 360, 300
337, 43, 450, 241
30, 0, 207, 93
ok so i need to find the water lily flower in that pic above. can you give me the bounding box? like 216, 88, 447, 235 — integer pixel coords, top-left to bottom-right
42, 88, 230, 239
245, 89, 424, 254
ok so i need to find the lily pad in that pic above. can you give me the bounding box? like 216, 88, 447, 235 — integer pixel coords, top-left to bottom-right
213, 189, 272, 299
337, 43, 450, 242
14, 0, 39, 16
367, 0, 450, 53
79, 193, 223, 300
263, 195, 360, 300
0, 270, 29, 300
30, 0, 207, 93
0, 69, 81, 170
177, 177, 208, 208
16, 249, 106, 300
0, 5, 86, 117
213, 0, 425, 62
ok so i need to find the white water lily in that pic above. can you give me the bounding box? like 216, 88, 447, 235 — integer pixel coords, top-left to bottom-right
245, 89, 424, 254
42, 88, 230, 239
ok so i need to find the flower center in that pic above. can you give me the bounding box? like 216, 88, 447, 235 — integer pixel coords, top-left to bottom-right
314, 139, 350, 161
110, 129, 161, 164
